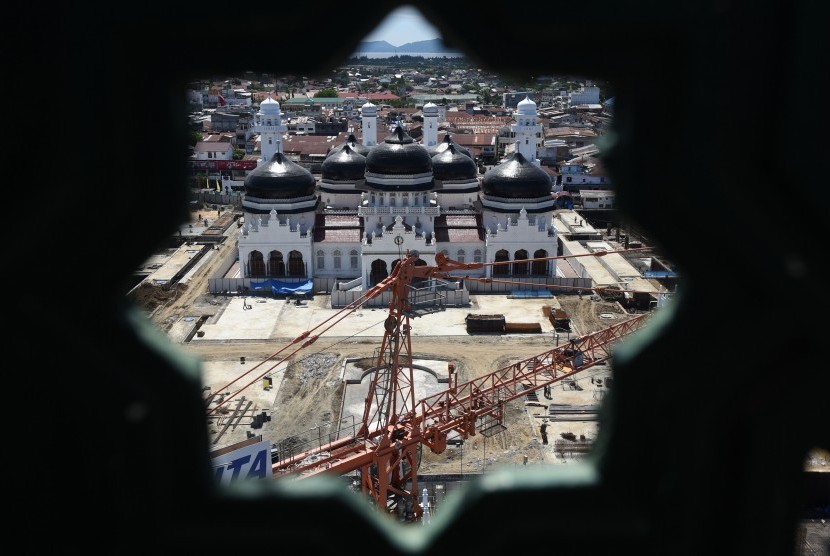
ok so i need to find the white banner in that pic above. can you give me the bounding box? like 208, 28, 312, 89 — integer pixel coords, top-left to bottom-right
211, 439, 271, 485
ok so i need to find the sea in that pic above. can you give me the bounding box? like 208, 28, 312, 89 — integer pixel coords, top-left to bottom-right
349, 52, 465, 59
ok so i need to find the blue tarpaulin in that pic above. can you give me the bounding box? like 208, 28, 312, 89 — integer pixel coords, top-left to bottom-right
250, 279, 313, 295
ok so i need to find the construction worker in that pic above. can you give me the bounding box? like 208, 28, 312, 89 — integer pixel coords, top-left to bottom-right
540, 421, 549, 445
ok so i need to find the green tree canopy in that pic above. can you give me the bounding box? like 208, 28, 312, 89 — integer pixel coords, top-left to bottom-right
189, 131, 203, 147
314, 88, 339, 98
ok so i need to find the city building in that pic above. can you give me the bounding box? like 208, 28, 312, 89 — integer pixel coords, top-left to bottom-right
570, 85, 600, 105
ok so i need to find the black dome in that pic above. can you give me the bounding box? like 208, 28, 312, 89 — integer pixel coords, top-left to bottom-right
366, 125, 432, 176
327, 133, 370, 157
428, 134, 472, 159
321, 144, 366, 181
244, 152, 316, 199
481, 153, 552, 198
432, 144, 478, 181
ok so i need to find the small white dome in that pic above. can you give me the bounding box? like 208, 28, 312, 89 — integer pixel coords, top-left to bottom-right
361, 101, 377, 115
423, 101, 439, 115
517, 95, 537, 115
259, 95, 281, 114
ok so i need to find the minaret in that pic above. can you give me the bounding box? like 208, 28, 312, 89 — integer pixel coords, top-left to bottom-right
422, 102, 439, 147
254, 95, 287, 164
361, 101, 378, 146
512, 96, 541, 166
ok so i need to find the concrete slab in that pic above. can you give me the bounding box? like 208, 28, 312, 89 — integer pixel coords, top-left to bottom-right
340, 358, 452, 429
194, 297, 284, 340
190, 292, 563, 341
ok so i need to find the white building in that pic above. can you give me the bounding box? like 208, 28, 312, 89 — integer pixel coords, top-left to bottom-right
193, 141, 233, 160
559, 160, 610, 190
570, 86, 600, 106
579, 190, 615, 209
236, 101, 560, 291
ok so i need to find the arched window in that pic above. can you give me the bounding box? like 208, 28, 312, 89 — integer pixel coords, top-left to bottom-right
288, 251, 304, 277
333, 250, 342, 270
532, 249, 548, 275
457, 249, 466, 263
268, 250, 285, 277
248, 250, 265, 277
493, 249, 509, 276
474, 249, 483, 263
350, 250, 359, 269
370, 259, 388, 286
316, 250, 325, 270
513, 249, 529, 275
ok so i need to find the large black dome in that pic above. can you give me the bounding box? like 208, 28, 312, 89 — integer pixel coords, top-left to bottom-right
428, 133, 472, 159
327, 133, 370, 157
432, 144, 478, 181
321, 144, 366, 181
366, 125, 432, 176
481, 152, 552, 198
244, 152, 316, 199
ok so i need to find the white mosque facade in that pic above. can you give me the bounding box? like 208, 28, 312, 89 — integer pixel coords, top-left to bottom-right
236, 96, 558, 291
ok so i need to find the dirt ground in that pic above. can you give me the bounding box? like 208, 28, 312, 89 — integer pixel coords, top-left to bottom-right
134, 209, 828, 479
147, 281, 631, 474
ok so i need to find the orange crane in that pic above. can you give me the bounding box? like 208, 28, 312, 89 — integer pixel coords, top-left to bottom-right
266, 250, 654, 521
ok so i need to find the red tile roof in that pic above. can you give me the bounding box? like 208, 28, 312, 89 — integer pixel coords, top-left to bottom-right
433, 214, 484, 243
443, 228, 482, 242
544, 127, 597, 138
317, 214, 361, 227
314, 228, 363, 243
194, 141, 233, 152
313, 213, 363, 243
442, 215, 478, 226
438, 132, 496, 146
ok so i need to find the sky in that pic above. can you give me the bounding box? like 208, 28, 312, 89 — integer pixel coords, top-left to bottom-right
361, 5, 442, 46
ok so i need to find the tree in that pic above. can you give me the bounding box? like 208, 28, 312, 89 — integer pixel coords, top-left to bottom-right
232, 148, 245, 160
189, 131, 203, 147
314, 88, 339, 98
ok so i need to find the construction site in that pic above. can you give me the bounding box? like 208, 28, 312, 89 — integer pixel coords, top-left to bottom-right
125, 200, 829, 541
124, 202, 668, 520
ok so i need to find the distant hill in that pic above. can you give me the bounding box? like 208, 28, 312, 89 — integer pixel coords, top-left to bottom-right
355, 40, 397, 53
355, 38, 460, 54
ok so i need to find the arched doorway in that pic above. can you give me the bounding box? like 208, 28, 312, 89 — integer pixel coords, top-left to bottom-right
493, 249, 509, 276
288, 250, 305, 277
370, 259, 388, 286
413, 257, 427, 286
268, 250, 285, 277
248, 250, 265, 277
513, 249, 529, 275
532, 249, 548, 275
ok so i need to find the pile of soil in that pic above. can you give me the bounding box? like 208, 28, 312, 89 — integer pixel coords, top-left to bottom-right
128, 282, 188, 312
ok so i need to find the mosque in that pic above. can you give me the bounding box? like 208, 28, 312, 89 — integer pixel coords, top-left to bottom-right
236, 95, 558, 292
